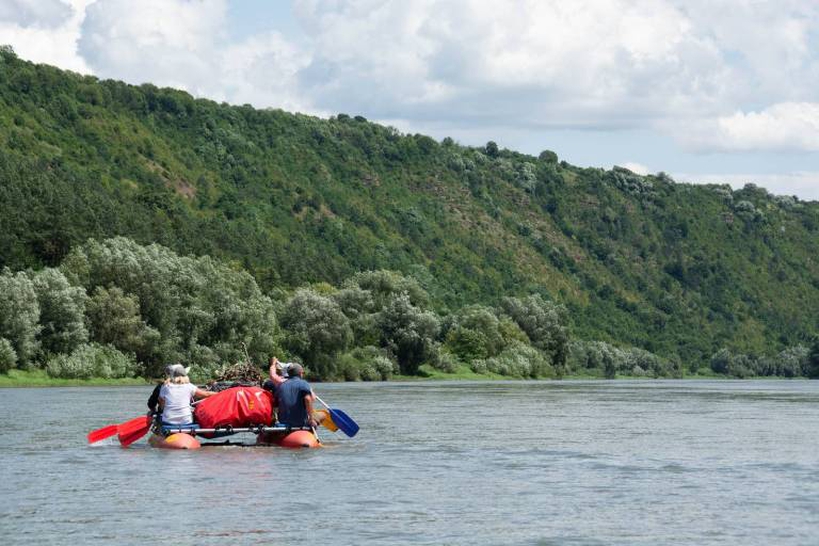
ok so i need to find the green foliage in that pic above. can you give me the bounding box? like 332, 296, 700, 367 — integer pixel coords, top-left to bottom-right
46, 342, 136, 379
85, 286, 161, 370
805, 342, 819, 379
500, 295, 569, 370
0, 338, 16, 373
0, 53, 818, 377
0, 269, 40, 365
709, 346, 811, 378
568, 340, 678, 378
472, 341, 553, 378
30, 268, 88, 356
280, 288, 352, 378
336, 345, 397, 381
444, 304, 505, 362
345, 270, 430, 309
60, 237, 278, 376
377, 293, 440, 375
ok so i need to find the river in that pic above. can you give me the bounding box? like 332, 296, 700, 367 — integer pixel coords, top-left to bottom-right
1, 380, 817, 545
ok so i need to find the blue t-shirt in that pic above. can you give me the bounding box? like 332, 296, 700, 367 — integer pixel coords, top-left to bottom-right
275, 377, 312, 426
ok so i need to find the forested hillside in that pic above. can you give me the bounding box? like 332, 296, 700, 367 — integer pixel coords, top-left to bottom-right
1, 48, 818, 379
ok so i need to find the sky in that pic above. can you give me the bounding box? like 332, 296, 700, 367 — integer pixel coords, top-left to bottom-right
2, 0, 818, 200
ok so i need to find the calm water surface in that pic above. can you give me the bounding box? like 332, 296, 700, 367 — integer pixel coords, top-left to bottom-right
1, 380, 817, 545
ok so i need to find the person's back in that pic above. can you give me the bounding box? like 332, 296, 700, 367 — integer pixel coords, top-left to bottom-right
274, 374, 312, 427
159, 381, 198, 424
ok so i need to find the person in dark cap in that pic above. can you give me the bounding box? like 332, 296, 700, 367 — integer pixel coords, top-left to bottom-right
272, 360, 325, 429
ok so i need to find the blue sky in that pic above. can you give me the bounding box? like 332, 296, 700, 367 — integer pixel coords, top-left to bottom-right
2, 0, 818, 199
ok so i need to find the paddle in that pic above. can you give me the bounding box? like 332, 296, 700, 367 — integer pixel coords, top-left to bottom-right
117, 415, 152, 448
87, 424, 118, 444
313, 395, 359, 437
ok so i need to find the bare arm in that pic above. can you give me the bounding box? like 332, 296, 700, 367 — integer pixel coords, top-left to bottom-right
305, 393, 318, 427
268, 357, 285, 386
194, 388, 218, 399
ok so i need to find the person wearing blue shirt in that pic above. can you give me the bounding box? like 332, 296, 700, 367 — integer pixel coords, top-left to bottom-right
273, 362, 325, 429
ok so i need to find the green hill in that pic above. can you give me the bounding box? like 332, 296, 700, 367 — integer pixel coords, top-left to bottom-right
1, 47, 818, 375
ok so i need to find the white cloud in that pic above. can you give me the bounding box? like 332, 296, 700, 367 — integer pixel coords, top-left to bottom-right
291, 0, 819, 151
0, 0, 72, 27
78, 0, 228, 90
675, 171, 819, 201
219, 32, 313, 113
0, 0, 92, 73
76, 0, 312, 111
294, 0, 718, 126
620, 162, 650, 175
689, 103, 819, 152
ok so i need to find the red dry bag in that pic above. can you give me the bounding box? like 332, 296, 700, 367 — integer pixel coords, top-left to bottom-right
194, 386, 274, 429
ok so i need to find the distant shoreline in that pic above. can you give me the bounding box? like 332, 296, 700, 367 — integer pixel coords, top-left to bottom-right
0, 367, 766, 388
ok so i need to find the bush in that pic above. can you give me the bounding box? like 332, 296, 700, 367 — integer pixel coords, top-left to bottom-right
46, 343, 136, 379
429, 346, 458, 373
336, 346, 397, 381
481, 341, 553, 378
0, 338, 17, 373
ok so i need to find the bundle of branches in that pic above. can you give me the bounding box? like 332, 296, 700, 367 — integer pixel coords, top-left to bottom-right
209, 360, 265, 390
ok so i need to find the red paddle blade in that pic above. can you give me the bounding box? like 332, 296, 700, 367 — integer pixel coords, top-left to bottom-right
117, 426, 149, 448
117, 416, 151, 448
87, 424, 118, 444
118, 415, 151, 436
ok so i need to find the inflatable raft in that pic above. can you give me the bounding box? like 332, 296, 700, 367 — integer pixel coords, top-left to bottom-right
149, 424, 320, 450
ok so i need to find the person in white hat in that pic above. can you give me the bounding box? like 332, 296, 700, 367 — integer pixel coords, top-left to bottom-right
158, 364, 217, 425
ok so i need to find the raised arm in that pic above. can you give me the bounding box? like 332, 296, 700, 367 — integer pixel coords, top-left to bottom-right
268, 357, 286, 386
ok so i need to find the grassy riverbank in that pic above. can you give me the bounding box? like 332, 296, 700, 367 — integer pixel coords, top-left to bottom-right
0, 366, 769, 387
0, 369, 150, 388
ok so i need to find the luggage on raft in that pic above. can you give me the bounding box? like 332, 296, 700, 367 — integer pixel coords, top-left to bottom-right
194, 386, 274, 434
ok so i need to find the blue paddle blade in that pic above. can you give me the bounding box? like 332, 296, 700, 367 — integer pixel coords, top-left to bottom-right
329, 408, 359, 437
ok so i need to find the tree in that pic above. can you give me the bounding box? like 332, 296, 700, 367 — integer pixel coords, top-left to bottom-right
280, 288, 352, 378
710, 348, 731, 375
500, 295, 569, 370
538, 150, 558, 164
807, 341, 819, 379
0, 269, 40, 366
0, 338, 16, 373
377, 294, 440, 375
484, 141, 499, 157
31, 268, 88, 356
445, 304, 505, 362
345, 270, 430, 310
86, 286, 160, 366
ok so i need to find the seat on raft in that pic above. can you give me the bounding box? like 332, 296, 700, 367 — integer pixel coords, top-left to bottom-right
160, 422, 200, 433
